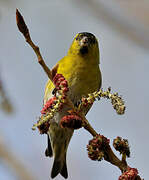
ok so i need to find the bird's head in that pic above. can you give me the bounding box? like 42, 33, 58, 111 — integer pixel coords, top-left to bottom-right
67, 32, 100, 64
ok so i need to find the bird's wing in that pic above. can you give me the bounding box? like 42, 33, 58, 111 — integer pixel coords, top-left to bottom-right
44, 79, 55, 105
44, 63, 60, 105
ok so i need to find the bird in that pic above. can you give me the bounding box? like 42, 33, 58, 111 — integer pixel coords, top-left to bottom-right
43, 32, 102, 179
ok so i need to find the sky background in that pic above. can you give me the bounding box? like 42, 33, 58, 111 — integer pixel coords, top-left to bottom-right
0, 0, 149, 180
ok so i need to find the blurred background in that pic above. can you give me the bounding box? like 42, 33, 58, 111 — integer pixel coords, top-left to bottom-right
0, 0, 149, 179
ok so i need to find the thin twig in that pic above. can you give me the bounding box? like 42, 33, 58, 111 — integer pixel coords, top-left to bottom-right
81, 116, 128, 172
16, 9, 52, 81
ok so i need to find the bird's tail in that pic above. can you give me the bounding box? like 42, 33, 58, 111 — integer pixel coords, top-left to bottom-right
51, 153, 68, 179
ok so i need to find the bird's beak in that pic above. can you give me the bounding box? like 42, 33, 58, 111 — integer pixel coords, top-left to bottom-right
80, 36, 89, 47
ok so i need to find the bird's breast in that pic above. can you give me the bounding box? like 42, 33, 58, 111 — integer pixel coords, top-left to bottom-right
67, 65, 101, 104
57, 56, 101, 104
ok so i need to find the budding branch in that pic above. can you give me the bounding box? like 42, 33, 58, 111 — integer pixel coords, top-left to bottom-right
16, 9, 142, 180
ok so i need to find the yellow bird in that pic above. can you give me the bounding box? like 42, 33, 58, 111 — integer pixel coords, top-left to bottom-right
43, 32, 102, 179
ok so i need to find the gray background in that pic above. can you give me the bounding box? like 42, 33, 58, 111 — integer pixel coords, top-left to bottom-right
0, 0, 148, 179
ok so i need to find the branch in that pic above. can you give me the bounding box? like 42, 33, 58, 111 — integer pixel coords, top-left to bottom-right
85, 122, 127, 172
16, 9, 52, 81
16, 10, 143, 180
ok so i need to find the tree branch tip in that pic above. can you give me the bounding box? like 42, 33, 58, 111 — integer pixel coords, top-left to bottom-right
16, 9, 29, 38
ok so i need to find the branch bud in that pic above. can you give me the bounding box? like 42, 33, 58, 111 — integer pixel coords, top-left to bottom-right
87, 134, 110, 161
60, 114, 83, 129
16, 9, 29, 38
113, 136, 130, 157
119, 167, 139, 180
